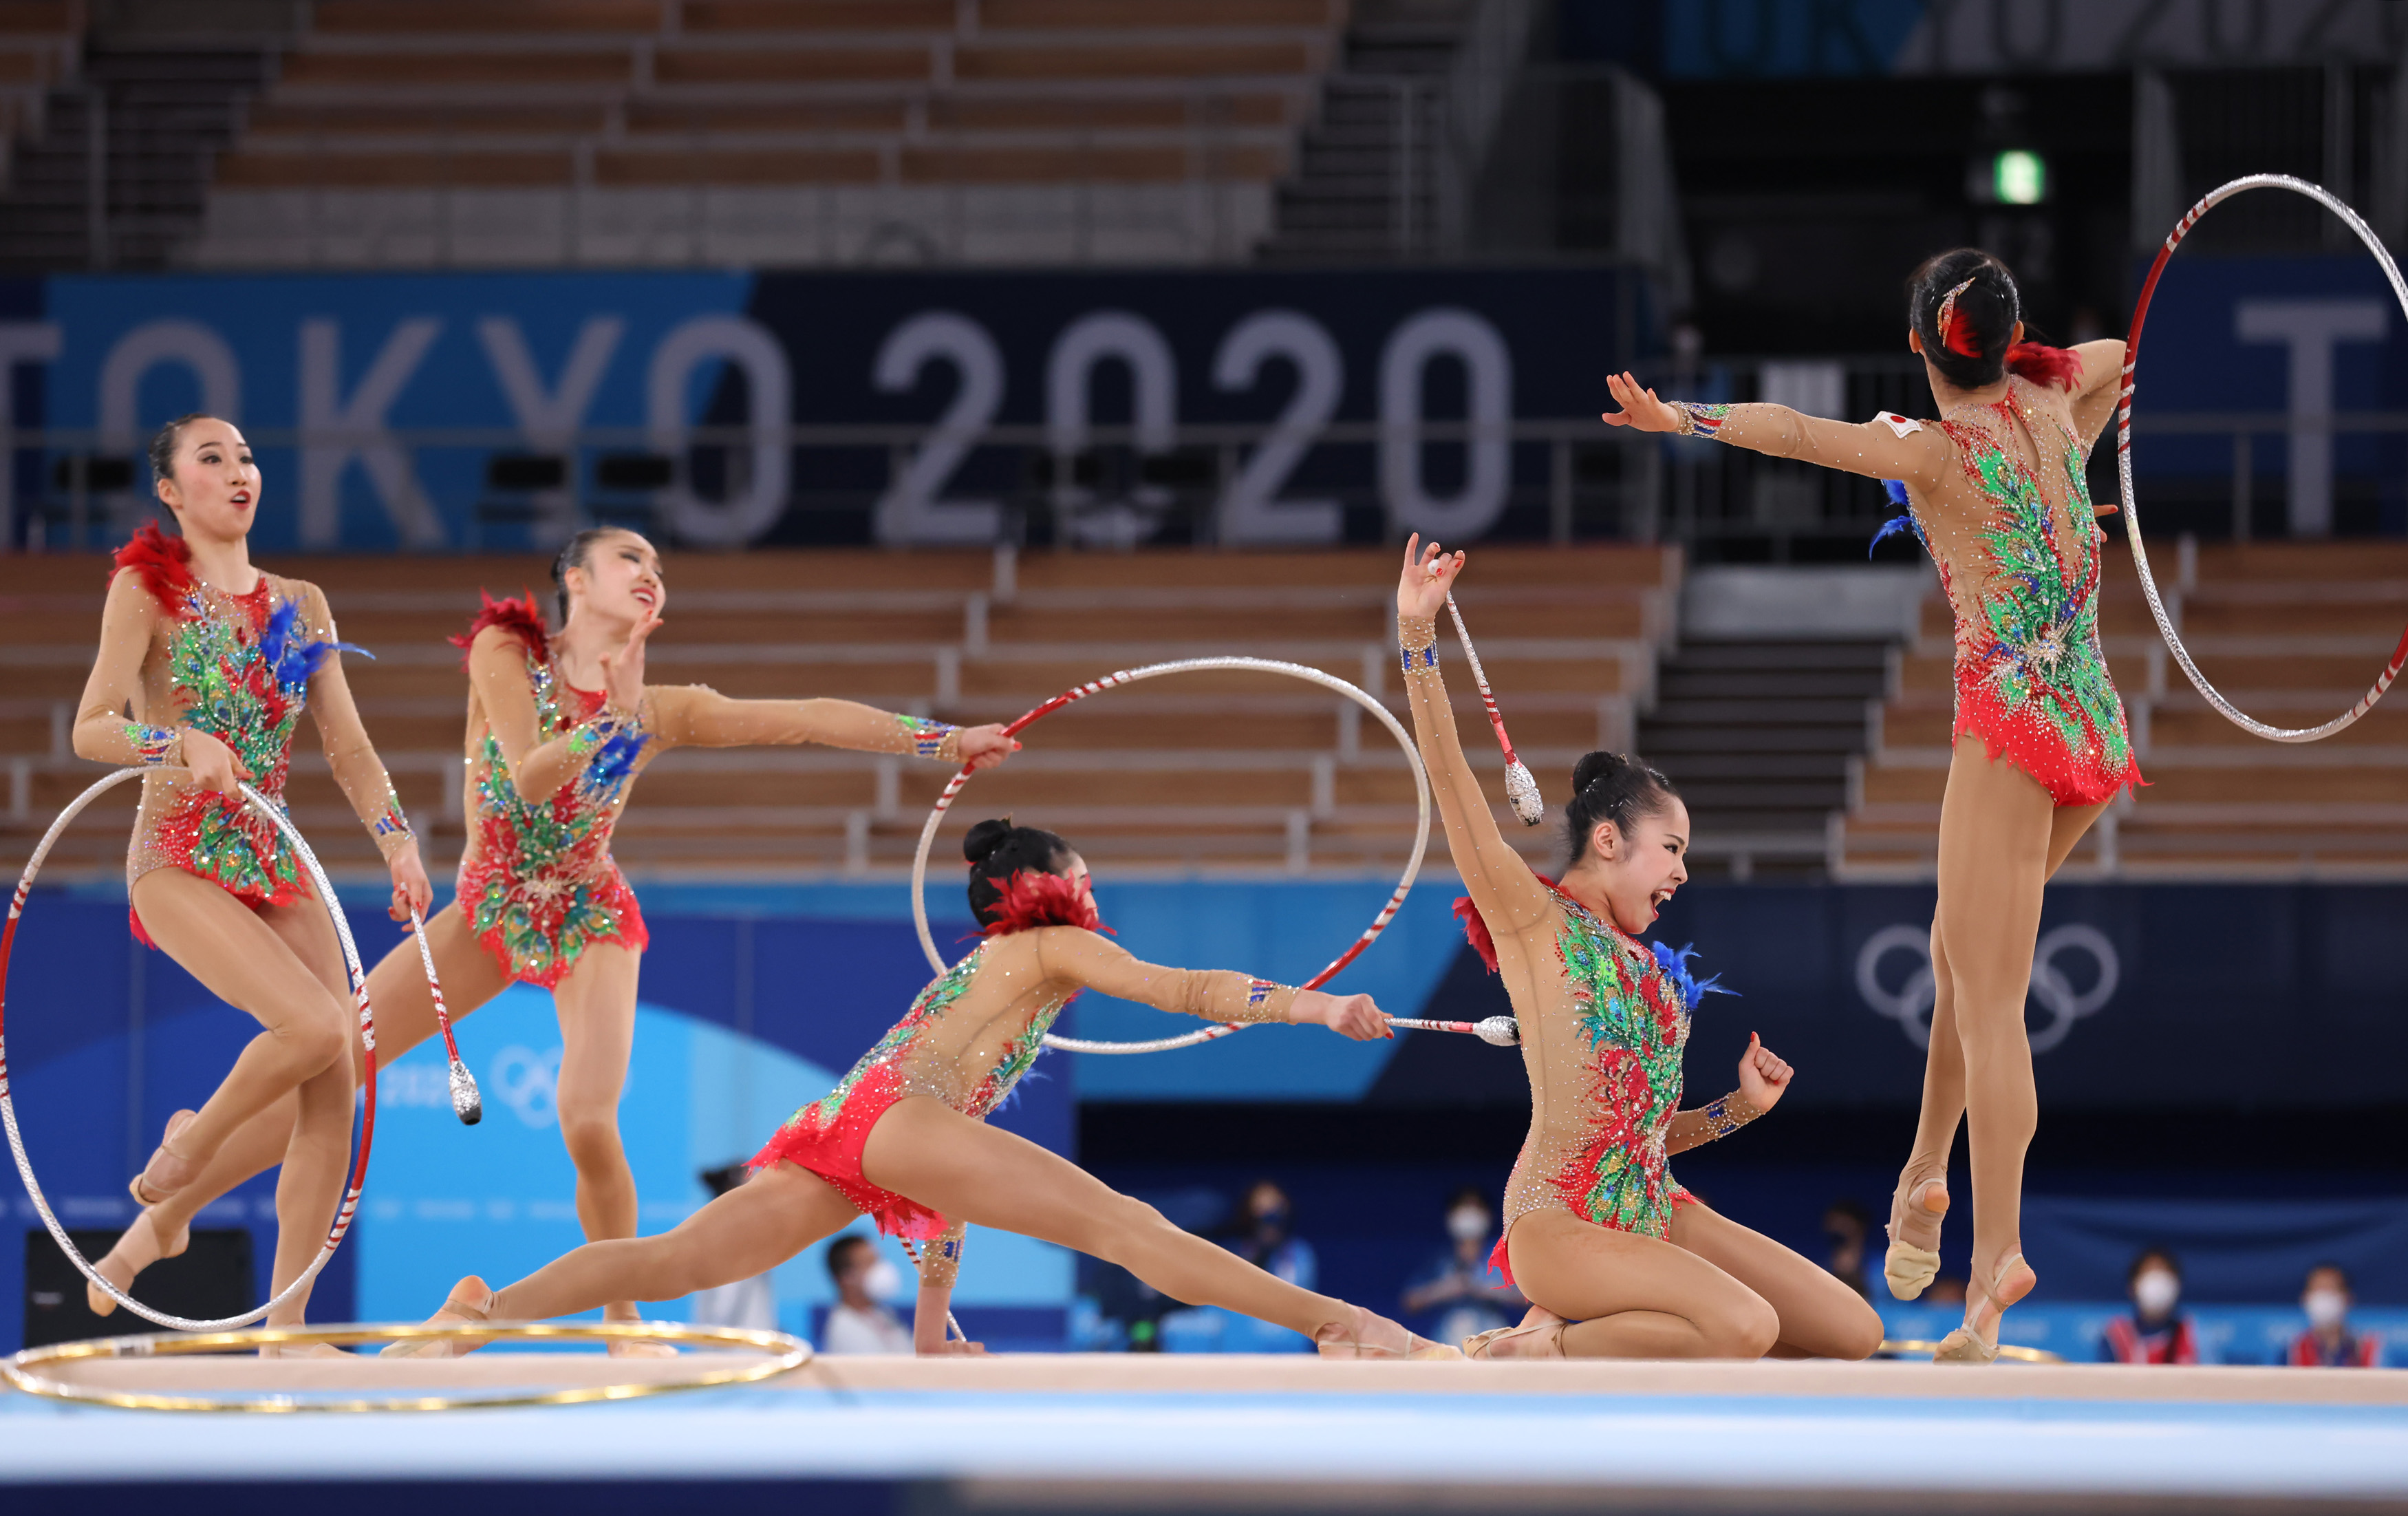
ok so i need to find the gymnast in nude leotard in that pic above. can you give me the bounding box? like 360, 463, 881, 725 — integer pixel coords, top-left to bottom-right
389, 819, 1459, 1360
1396, 541, 1883, 1362
72, 414, 431, 1341
91, 526, 1020, 1352
1602, 247, 2139, 1360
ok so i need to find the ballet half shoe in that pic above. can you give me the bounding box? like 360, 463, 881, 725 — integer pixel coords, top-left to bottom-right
1932, 1251, 2032, 1366
1463, 1319, 1566, 1360
1882, 1178, 1947, 1301
127, 1110, 197, 1208
382, 1278, 497, 1359
1314, 1316, 1463, 1360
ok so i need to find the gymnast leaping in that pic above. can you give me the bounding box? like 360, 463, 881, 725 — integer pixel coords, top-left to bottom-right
1602, 248, 2138, 1361
1397, 540, 1884, 1361
390, 818, 1459, 1360
92, 524, 1020, 1351
72, 414, 430, 1340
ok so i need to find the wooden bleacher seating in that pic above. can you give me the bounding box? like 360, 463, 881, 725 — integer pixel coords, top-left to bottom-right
1836, 540, 2408, 878
211, 0, 1339, 195
0, 544, 1677, 882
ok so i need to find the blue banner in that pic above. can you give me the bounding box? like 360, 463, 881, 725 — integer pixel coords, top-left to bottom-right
3, 266, 1630, 553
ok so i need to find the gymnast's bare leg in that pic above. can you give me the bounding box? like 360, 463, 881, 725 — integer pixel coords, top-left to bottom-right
416, 1097, 1428, 1357
1886, 788, 2107, 1299
90, 900, 511, 1313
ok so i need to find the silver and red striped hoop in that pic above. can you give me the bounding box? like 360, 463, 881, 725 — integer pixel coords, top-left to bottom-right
2120, 173, 2408, 742
910, 656, 1432, 1055
0, 766, 394, 1331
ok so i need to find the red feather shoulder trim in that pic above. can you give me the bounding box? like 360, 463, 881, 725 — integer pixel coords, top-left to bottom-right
981, 870, 1112, 938
449, 589, 550, 670
111, 523, 196, 619
1455, 873, 1560, 973
2006, 341, 2085, 392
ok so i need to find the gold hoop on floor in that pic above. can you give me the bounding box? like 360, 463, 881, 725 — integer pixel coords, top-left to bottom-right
1878, 1337, 2065, 1365
1, 1320, 813, 1413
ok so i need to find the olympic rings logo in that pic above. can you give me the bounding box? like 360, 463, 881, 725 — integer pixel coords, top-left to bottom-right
489, 1045, 563, 1129
1855, 924, 2121, 1054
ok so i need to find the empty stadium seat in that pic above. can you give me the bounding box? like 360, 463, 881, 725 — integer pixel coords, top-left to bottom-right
0, 543, 1679, 881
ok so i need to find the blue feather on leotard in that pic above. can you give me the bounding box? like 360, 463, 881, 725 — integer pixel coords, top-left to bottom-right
259, 599, 372, 692
1869, 479, 1927, 558
1650, 940, 1735, 1014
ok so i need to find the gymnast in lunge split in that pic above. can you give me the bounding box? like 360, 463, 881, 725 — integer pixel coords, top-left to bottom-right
1397, 540, 1883, 1362
1601, 248, 2139, 1361
72, 415, 429, 1341
91, 525, 1020, 1352
389, 818, 1460, 1360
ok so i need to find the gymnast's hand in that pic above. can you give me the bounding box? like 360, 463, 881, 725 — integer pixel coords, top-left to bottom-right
956, 724, 1021, 771
387, 840, 433, 923
1736, 1032, 1792, 1111
1291, 989, 1392, 1040
1397, 534, 1463, 620
182, 727, 252, 795
601, 608, 660, 715
1600, 371, 1685, 433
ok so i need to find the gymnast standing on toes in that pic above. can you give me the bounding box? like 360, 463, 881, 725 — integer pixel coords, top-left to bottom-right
392, 819, 1459, 1361
90, 526, 1020, 1351
72, 414, 431, 1340
1601, 248, 2140, 1362
1397, 540, 1883, 1363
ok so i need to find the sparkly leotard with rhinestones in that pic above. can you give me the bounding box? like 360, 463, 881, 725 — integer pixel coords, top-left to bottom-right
453, 595, 973, 987
1398, 614, 1760, 1287
749, 921, 1295, 1239
75, 527, 413, 939
1668, 369, 2140, 808
1917, 377, 2141, 806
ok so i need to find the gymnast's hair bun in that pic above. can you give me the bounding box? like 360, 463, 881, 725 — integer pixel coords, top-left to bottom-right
963, 817, 1015, 864
1569, 751, 1628, 800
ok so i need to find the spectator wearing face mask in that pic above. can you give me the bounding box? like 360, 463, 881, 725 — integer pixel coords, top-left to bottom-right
820, 1233, 913, 1354
1401, 1186, 1526, 1345
2286, 1263, 2381, 1368
1823, 1199, 1872, 1301
1224, 1179, 1316, 1290
2103, 1247, 2198, 1365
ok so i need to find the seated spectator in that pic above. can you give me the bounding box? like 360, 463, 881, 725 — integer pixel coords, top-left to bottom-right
687, 1162, 775, 1331
820, 1234, 912, 1355
1823, 1199, 1872, 1300
2102, 1246, 2199, 1365
2286, 1263, 2383, 1368
1223, 1179, 1315, 1291
1400, 1186, 1525, 1346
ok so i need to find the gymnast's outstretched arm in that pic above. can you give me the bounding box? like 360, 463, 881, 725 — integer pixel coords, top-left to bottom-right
1602, 371, 1952, 490
1394, 539, 1555, 947
643, 685, 1018, 769
1031, 926, 1390, 1040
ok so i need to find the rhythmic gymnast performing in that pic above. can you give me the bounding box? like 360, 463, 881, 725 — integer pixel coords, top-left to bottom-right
389, 818, 1461, 1360
1602, 248, 2138, 1361
91, 524, 1020, 1351
70, 414, 429, 1340
1396, 538, 1882, 1361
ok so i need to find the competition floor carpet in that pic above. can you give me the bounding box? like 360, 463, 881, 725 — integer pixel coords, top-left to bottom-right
5, 1351, 2407, 1514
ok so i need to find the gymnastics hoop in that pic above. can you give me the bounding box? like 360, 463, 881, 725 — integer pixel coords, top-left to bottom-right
2120, 173, 2408, 743
1878, 1338, 2064, 1365
0, 765, 394, 1332
910, 656, 1432, 1055
0, 1320, 813, 1413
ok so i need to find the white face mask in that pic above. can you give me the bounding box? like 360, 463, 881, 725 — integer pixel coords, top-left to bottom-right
2304, 1288, 2349, 1330
2133, 1269, 2180, 1318
860, 1259, 903, 1303
1447, 1207, 1490, 1242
